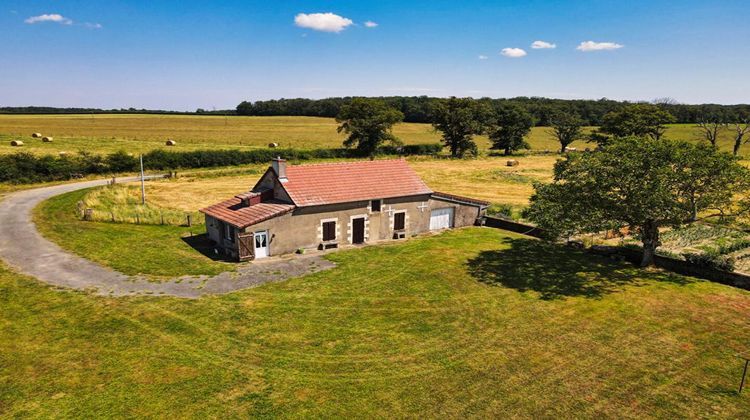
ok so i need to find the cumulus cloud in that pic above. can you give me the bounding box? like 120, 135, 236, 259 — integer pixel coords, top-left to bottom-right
294, 12, 353, 33
364, 21, 378, 28
576, 41, 623, 51
478, 55, 489, 60
500, 47, 527, 58
531, 40, 556, 49
25, 13, 73, 25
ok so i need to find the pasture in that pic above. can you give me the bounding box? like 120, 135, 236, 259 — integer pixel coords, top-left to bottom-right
2, 227, 750, 417
0, 114, 744, 156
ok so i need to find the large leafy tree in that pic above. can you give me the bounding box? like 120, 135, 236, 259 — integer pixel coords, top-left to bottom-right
431, 97, 491, 157
525, 137, 750, 266
488, 104, 534, 155
594, 104, 676, 144
549, 111, 585, 153
336, 98, 404, 157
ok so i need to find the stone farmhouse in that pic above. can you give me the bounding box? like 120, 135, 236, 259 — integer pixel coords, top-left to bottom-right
200, 158, 489, 261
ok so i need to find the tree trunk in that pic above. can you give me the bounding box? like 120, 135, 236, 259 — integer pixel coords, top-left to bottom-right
560, 144, 566, 154
504, 147, 511, 156
640, 220, 660, 267
734, 132, 745, 155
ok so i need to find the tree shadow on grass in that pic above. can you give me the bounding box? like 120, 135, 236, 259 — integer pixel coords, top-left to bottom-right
467, 238, 692, 300
181, 233, 234, 262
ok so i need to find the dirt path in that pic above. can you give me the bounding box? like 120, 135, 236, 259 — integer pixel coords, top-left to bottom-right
0, 177, 334, 298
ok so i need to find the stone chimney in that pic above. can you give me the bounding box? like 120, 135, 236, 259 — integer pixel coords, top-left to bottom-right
272, 157, 287, 183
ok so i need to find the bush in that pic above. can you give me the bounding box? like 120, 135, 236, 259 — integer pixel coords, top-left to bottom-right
682, 252, 736, 272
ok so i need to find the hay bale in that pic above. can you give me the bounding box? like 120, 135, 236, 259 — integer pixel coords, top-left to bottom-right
165, 139, 176, 146
506, 159, 519, 167
268, 142, 279, 148
10, 140, 23, 147
31, 132, 42, 138
564, 147, 577, 152
42, 136, 53, 142
59, 151, 68, 156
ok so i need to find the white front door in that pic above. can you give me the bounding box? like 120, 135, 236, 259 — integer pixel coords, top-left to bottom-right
254, 231, 269, 258
430, 208, 454, 230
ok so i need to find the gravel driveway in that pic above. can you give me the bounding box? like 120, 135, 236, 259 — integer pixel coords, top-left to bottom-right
0, 177, 334, 298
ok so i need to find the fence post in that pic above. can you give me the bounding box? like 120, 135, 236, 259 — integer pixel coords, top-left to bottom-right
110, 211, 115, 222
186, 214, 192, 227
161, 213, 165, 225
136, 214, 140, 225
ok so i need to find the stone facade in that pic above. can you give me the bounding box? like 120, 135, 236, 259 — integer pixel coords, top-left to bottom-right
205, 194, 484, 260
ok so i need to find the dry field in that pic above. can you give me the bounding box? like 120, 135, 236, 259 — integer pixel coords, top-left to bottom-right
81, 155, 557, 225
1, 114, 742, 156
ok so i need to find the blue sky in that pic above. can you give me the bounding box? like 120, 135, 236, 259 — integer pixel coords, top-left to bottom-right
2, 0, 749, 110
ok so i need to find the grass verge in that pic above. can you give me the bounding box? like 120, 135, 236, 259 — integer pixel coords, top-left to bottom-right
34, 188, 232, 277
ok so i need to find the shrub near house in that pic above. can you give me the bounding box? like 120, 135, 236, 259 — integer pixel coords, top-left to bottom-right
200, 158, 490, 260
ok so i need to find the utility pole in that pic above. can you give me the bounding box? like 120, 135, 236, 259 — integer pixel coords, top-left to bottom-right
140, 154, 146, 204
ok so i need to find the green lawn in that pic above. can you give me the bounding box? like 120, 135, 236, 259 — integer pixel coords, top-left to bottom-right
2, 227, 750, 417
35, 188, 233, 277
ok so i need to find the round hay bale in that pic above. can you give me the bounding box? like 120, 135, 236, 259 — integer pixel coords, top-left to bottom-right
42, 136, 53, 142
31, 132, 42, 138
268, 142, 279, 148
564, 146, 577, 153
10, 140, 23, 147
165, 139, 176, 146
506, 159, 519, 167
58, 151, 68, 156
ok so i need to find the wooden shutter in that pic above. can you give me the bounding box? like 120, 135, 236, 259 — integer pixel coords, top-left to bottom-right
322, 221, 336, 241
394, 212, 406, 230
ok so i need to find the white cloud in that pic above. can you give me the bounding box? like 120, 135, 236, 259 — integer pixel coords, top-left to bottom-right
294, 12, 353, 33
500, 47, 527, 58
531, 40, 556, 49
478, 55, 489, 60
84, 22, 102, 29
25, 13, 72, 25
576, 41, 624, 51
364, 21, 378, 28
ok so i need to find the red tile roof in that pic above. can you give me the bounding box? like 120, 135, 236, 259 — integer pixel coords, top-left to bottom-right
200, 198, 294, 229
281, 159, 432, 206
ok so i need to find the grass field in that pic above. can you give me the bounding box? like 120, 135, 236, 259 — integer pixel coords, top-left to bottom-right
35, 189, 232, 277
0, 114, 744, 156
2, 227, 750, 417
75, 155, 556, 229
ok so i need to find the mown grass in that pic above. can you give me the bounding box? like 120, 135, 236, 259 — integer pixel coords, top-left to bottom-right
1, 227, 750, 417
34, 188, 232, 277
0, 114, 744, 156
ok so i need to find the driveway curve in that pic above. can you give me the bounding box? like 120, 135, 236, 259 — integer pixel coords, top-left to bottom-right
0, 177, 334, 298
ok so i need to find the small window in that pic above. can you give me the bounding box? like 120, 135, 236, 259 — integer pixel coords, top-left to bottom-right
371, 200, 381, 212
394, 212, 406, 230
225, 223, 235, 243
322, 221, 336, 241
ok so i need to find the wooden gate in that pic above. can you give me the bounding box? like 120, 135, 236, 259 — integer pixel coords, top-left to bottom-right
237, 232, 254, 261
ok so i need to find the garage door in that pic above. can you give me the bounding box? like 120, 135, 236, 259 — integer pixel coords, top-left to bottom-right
430, 207, 454, 230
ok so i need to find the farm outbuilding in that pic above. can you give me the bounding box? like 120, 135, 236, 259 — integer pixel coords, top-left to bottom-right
201, 159, 489, 261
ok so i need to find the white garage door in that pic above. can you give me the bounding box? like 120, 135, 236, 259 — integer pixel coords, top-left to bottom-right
430, 207, 454, 230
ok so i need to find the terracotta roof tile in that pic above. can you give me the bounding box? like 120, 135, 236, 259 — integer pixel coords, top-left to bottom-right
200, 198, 294, 228
281, 159, 432, 206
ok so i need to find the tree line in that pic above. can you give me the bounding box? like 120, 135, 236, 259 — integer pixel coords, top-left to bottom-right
237, 96, 750, 126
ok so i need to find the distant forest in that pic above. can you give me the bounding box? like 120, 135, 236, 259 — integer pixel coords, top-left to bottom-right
237, 97, 750, 126
3, 97, 750, 126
